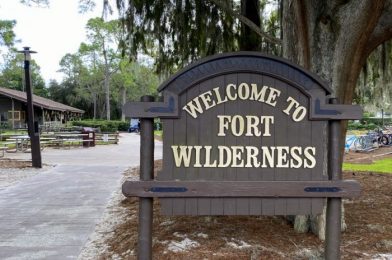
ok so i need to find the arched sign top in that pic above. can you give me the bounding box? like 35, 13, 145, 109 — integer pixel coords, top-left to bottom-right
158, 52, 332, 95
123, 52, 361, 120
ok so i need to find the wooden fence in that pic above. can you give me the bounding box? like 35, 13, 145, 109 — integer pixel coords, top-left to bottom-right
0, 131, 120, 152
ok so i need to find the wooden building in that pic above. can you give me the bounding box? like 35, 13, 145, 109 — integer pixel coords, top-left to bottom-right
0, 87, 84, 129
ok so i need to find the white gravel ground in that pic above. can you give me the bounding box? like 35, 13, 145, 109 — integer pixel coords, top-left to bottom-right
0, 166, 49, 188
78, 167, 139, 259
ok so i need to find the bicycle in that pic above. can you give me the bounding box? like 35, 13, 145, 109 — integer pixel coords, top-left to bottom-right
352, 134, 378, 152
374, 127, 392, 146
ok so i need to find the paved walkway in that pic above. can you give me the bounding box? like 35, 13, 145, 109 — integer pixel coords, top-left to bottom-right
0, 133, 162, 259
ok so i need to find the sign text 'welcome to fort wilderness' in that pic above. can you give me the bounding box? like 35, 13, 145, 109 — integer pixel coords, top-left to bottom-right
175, 83, 316, 169
122, 53, 362, 260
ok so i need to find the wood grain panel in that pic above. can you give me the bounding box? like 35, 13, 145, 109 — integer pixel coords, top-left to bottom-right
159, 117, 174, 215
297, 94, 312, 214
248, 73, 263, 215
222, 73, 238, 215
260, 75, 276, 215
285, 84, 301, 214
274, 78, 288, 215
208, 76, 226, 215
171, 94, 187, 215
196, 79, 214, 215
184, 84, 200, 215
123, 180, 361, 198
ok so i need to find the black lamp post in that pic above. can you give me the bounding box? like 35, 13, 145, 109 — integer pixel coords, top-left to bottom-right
17, 47, 42, 168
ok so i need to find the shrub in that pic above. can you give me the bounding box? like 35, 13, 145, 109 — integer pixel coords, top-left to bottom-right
71, 120, 129, 133
360, 117, 392, 126
348, 121, 377, 131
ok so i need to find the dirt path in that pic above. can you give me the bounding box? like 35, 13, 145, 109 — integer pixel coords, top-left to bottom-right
344, 146, 392, 163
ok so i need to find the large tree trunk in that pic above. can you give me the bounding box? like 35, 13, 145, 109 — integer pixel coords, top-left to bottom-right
282, 0, 392, 239
104, 68, 110, 120
93, 93, 97, 120
103, 49, 111, 120
121, 87, 126, 121
239, 0, 261, 51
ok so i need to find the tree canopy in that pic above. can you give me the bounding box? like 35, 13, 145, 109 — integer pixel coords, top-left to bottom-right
48, 17, 158, 120
113, 0, 281, 75
0, 20, 17, 48
0, 52, 47, 96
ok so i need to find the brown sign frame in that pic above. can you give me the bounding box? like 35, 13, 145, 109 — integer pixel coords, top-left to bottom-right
122, 52, 362, 260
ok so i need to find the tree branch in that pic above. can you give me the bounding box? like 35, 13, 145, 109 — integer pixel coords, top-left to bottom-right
209, 0, 282, 45
365, 0, 392, 57
293, 0, 310, 69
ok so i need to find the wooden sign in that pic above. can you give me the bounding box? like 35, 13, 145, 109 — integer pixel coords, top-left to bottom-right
122, 52, 362, 259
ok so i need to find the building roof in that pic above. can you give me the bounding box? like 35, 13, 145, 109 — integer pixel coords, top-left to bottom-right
0, 87, 84, 114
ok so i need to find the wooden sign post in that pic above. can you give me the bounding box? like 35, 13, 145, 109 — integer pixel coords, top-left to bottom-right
123, 52, 362, 260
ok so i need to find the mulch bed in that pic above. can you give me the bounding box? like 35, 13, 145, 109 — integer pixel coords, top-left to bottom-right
0, 159, 33, 168
342, 171, 392, 259
100, 159, 392, 259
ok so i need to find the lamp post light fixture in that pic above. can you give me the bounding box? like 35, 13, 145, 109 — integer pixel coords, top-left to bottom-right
17, 47, 42, 168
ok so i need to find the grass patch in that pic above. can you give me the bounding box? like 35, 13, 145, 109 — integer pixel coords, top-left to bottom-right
154, 130, 162, 137
0, 130, 27, 135
0, 142, 15, 149
343, 158, 392, 174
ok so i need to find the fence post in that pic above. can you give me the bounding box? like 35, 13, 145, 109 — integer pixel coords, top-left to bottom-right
325, 98, 342, 259
138, 95, 155, 260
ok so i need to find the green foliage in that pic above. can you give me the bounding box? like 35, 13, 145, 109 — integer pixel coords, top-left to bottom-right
347, 117, 392, 130
0, 20, 17, 48
116, 0, 280, 75
362, 112, 375, 117
347, 121, 377, 131
361, 117, 392, 126
111, 60, 159, 102
0, 52, 47, 97
261, 8, 281, 54
49, 16, 159, 120
48, 17, 159, 120
153, 118, 162, 131
355, 41, 392, 111
71, 120, 128, 132
106, 0, 283, 76
343, 158, 392, 174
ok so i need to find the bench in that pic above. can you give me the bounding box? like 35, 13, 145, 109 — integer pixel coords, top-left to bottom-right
0, 147, 7, 157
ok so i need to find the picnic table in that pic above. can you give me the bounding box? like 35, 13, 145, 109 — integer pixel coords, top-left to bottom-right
7, 135, 30, 152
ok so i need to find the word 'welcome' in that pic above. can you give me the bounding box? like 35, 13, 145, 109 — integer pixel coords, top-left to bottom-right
182, 83, 307, 122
